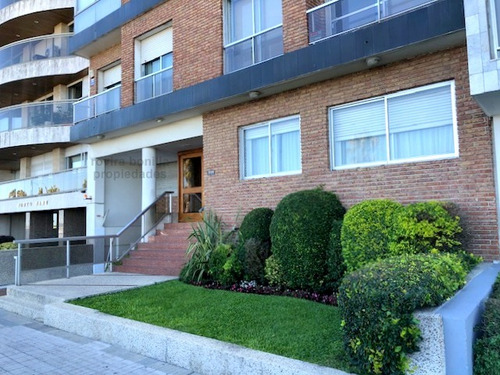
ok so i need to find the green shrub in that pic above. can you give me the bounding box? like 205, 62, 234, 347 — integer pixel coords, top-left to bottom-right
180, 210, 233, 283
0, 242, 16, 250
264, 255, 284, 287
474, 335, 500, 375
270, 188, 345, 291
338, 253, 469, 375
208, 243, 233, 284
325, 220, 345, 291
239, 208, 274, 242
389, 201, 462, 256
341, 199, 403, 272
244, 238, 270, 284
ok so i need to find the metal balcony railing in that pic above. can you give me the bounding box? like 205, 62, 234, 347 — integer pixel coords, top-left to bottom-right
0, 167, 87, 200
0, 100, 76, 132
307, 0, 437, 44
135, 68, 173, 103
0, 33, 72, 70
73, 85, 121, 123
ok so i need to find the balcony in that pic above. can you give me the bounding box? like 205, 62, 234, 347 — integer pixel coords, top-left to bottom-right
0, 34, 71, 70
75, 0, 121, 33
0, 167, 87, 201
0, 101, 75, 133
73, 85, 121, 123
135, 68, 173, 103
224, 26, 284, 73
307, 0, 437, 44
0, 0, 19, 10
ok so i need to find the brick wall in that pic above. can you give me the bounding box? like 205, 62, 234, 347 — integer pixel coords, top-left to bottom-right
120, 0, 223, 107
89, 44, 121, 96
203, 46, 500, 260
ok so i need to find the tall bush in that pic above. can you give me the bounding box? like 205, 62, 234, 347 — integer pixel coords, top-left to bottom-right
270, 188, 345, 291
389, 201, 462, 255
325, 220, 345, 291
341, 199, 403, 272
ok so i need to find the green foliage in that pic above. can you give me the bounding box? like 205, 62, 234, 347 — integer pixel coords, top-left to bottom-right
270, 188, 345, 291
338, 253, 468, 375
475, 275, 500, 375
341, 199, 403, 272
0, 242, 16, 250
180, 210, 233, 283
244, 238, 271, 284
208, 243, 233, 284
325, 220, 345, 291
239, 208, 274, 242
389, 201, 462, 255
264, 255, 284, 287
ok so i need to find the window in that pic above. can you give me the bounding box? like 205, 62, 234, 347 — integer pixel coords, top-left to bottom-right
330, 81, 457, 168
240, 116, 301, 178
67, 153, 87, 169
135, 26, 173, 102
68, 81, 83, 100
489, 0, 500, 58
224, 0, 283, 73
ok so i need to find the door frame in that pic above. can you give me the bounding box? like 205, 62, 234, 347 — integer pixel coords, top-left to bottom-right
178, 149, 204, 222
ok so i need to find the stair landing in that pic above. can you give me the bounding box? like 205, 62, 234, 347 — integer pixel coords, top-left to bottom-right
113, 222, 193, 276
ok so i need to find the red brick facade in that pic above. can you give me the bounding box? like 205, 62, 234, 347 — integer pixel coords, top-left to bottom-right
203, 46, 500, 260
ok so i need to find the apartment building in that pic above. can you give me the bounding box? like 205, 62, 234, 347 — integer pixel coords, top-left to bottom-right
0, 0, 89, 242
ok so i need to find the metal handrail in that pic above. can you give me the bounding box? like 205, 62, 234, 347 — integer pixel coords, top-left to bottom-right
13, 191, 174, 285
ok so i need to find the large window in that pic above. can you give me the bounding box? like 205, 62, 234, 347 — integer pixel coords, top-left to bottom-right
330, 81, 457, 168
224, 0, 283, 73
240, 116, 301, 179
135, 27, 173, 102
489, 0, 500, 58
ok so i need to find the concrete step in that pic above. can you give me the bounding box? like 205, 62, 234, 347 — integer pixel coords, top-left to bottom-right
7, 286, 61, 306
0, 295, 45, 321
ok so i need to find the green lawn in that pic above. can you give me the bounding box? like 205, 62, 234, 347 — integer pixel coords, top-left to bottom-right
71, 280, 351, 371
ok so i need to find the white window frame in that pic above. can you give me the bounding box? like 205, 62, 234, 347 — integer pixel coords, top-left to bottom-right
239, 115, 302, 179
329, 81, 458, 170
66, 152, 88, 169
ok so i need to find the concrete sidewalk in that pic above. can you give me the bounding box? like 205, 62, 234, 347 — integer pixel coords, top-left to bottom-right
0, 273, 352, 375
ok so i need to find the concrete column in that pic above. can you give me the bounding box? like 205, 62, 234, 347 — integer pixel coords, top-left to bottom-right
53, 84, 67, 101
19, 157, 31, 179
52, 148, 66, 173
25, 212, 30, 240
142, 147, 157, 236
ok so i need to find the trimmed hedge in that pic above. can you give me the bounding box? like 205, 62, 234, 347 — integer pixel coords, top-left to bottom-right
239, 208, 274, 242
341, 199, 403, 272
325, 220, 345, 292
389, 201, 462, 255
338, 253, 469, 375
474, 275, 500, 375
270, 188, 345, 291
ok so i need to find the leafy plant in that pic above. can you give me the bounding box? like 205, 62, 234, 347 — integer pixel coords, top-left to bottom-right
270, 188, 345, 291
338, 253, 470, 375
243, 238, 270, 284
239, 208, 274, 242
389, 201, 462, 255
325, 219, 345, 292
264, 255, 283, 287
341, 199, 403, 272
180, 210, 234, 283
0, 242, 16, 250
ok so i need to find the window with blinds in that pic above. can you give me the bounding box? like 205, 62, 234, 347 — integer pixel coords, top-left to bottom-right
330, 81, 457, 168
240, 115, 301, 179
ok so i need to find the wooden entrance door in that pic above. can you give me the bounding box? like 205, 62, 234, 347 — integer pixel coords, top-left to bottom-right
178, 149, 203, 222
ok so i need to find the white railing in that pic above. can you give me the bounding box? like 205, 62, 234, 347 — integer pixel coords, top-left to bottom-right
307, 0, 437, 44
0, 100, 76, 132
0, 167, 87, 200
135, 68, 173, 103
0, 33, 72, 70
73, 85, 121, 123
224, 25, 283, 73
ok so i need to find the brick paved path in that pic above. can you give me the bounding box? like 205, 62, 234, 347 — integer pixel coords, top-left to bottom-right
0, 308, 198, 375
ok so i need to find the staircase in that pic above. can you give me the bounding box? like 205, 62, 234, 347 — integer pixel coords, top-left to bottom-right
113, 222, 193, 276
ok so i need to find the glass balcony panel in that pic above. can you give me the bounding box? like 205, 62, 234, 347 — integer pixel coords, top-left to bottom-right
254, 27, 283, 63
0, 168, 87, 200
0, 34, 71, 70
74, 0, 121, 33
224, 38, 253, 73
135, 68, 173, 103
308, 0, 437, 44
74, 86, 120, 123
0, 101, 75, 133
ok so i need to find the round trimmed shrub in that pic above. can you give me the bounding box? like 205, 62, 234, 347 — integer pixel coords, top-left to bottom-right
325, 220, 345, 292
341, 199, 403, 272
239, 208, 274, 242
389, 201, 462, 255
338, 253, 469, 375
270, 188, 345, 291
